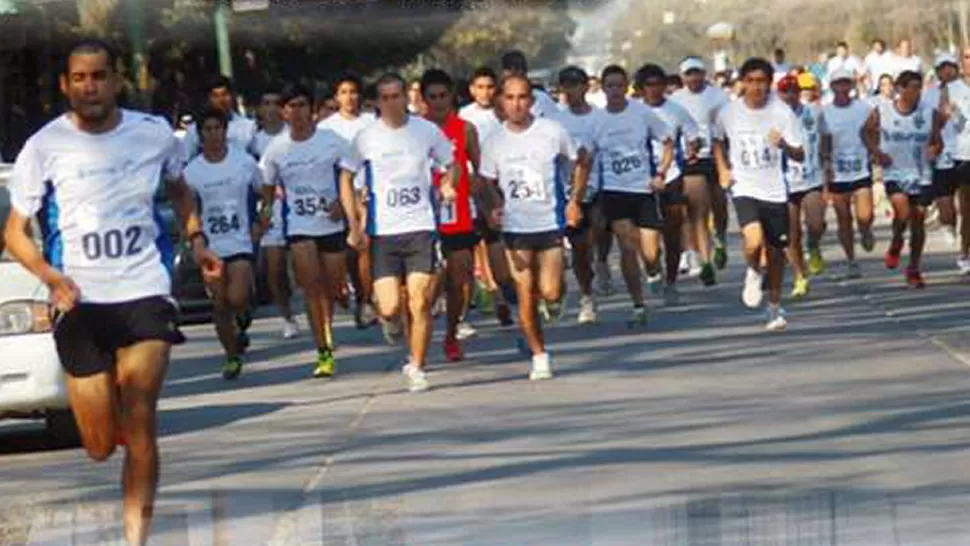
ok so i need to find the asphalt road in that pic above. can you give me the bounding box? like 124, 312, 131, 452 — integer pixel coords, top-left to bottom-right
3, 218, 970, 546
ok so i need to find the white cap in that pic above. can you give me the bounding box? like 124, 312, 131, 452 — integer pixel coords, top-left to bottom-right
679, 57, 706, 74
935, 53, 958, 69
828, 67, 854, 84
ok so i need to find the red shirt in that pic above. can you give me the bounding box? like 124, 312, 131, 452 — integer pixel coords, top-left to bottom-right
431, 111, 475, 235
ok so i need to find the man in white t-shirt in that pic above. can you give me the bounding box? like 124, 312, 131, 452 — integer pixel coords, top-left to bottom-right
480, 73, 589, 380
259, 84, 356, 380
586, 75, 607, 108
184, 107, 263, 380
340, 73, 458, 393
500, 50, 560, 118
713, 57, 805, 331
864, 39, 892, 93
948, 47, 970, 273
591, 64, 674, 327
3, 39, 222, 545
181, 75, 257, 164
460, 66, 502, 145
827, 42, 864, 86
925, 54, 961, 254
889, 39, 923, 77
318, 72, 378, 330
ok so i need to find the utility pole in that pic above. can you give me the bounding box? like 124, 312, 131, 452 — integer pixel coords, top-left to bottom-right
125, 0, 147, 94
214, 0, 233, 79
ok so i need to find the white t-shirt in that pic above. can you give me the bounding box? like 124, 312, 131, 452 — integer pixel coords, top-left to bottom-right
181, 114, 257, 164
923, 85, 957, 170
345, 115, 454, 237
459, 103, 502, 146
586, 89, 607, 109
821, 100, 874, 183
480, 118, 577, 234
715, 97, 803, 204
550, 106, 605, 202
643, 99, 699, 184
878, 99, 935, 191
864, 51, 894, 90
670, 84, 729, 159
785, 104, 827, 193
9, 110, 183, 303
249, 126, 287, 245
317, 112, 376, 146
531, 89, 561, 118
250, 126, 286, 159
184, 148, 262, 258
591, 100, 674, 195
260, 128, 354, 238
827, 55, 864, 77
944, 79, 970, 160
889, 54, 923, 76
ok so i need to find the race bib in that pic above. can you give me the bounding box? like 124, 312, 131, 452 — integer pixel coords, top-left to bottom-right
385, 185, 423, 208
834, 152, 866, 176
76, 206, 147, 263
204, 202, 242, 235
506, 167, 547, 202
737, 135, 776, 170
292, 195, 330, 217
609, 152, 646, 177
439, 200, 457, 225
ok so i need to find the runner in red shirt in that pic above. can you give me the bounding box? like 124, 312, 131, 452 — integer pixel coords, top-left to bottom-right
422, 68, 487, 361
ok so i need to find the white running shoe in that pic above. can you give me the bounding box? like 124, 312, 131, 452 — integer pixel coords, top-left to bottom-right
577, 295, 597, 324
529, 352, 554, 380
943, 228, 959, 249
742, 267, 764, 309
595, 262, 613, 296
282, 318, 300, 340
663, 284, 680, 307
686, 251, 702, 278
456, 321, 478, 340
403, 363, 430, 392
382, 317, 403, 345
678, 252, 692, 275
431, 297, 446, 318
765, 306, 788, 332
958, 257, 970, 276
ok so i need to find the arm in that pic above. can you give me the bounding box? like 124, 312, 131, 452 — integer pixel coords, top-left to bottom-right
929, 109, 944, 161
570, 147, 592, 203
712, 138, 732, 189
820, 133, 834, 190
861, 108, 890, 166
339, 168, 367, 250
779, 138, 805, 162
3, 211, 68, 297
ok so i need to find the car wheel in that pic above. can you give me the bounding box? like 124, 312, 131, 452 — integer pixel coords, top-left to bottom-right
45, 409, 81, 448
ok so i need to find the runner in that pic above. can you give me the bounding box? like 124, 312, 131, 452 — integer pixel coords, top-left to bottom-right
671, 56, 731, 284
713, 57, 804, 330
499, 50, 561, 118
778, 74, 828, 297
420, 68, 484, 360
591, 64, 674, 326
184, 107, 262, 379
340, 73, 458, 392
926, 54, 961, 251
947, 46, 970, 274
251, 82, 300, 340
479, 73, 590, 379
552, 65, 604, 322
635, 63, 700, 305
868, 70, 942, 287
3, 39, 222, 546
259, 83, 353, 378
181, 75, 257, 163
821, 67, 877, 278
317, 72, 379, 329
460, 66, 502, 146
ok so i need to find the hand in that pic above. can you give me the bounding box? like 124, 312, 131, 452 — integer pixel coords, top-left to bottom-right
328, 203, 345, 222
46, 273, 81, 314
346, 227, 369, 251
193, 244, 223, 284
489, 207, 504, 229
876, 150, 893, 167
650, 175, 666, 192
719, 169, 734, 190
767, 128, 784, 149
565, 200, 583, 228
440, 183, 457, 204
928, 143, 942, 162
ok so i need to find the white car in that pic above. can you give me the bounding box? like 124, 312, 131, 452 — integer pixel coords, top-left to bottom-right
0, 164, 79, 446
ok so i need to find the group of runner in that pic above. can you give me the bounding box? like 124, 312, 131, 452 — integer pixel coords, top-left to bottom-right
5, 37, 970, 545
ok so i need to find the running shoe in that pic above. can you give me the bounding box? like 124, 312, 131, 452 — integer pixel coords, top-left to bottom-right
646, 273, 663, 295
381, 317, 403, 345
958, 257, 970, 276
807, 248, 826, 276
791, 276, 810, 299
529, 352, 554, 380
699, 262, 716, 286
456, 321, 478, 340
627, 306, 648, 328
595, 261, 614, 296
403, 363, 430, 392
313, 348, 335, 378
282, 318, 300, 340
496, 303, 515, 326
443, 337, 463, 362
860, 228, 876, 253
236, 331, 250, 354
222, 357, 242, 380
765, 306, 788, 332
713, 238, 728, 270
884, 247, 901, 270
846, 261, 863, 279
742, 267, 764, 309
663, 284, 680, 307
905, 267, 926, 289
577, 294, 597, 324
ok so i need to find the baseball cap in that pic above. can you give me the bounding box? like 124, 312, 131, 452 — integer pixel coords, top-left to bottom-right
679, 57, 706, 74
828, 68, 854, 84
777, 75, 799, 93
935, 53, 958, 69
797, 72, 818, 90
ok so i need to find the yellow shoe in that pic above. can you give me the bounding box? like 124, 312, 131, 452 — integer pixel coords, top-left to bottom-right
791, 276, 810, 299
807, 249, 826, 276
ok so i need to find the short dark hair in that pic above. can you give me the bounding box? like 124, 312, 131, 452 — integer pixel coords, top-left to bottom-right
558, 65, 588, 87
739, 57, 774, 81
470, 66, 498, 84
420, 68, 454, 97
872, 39, 886, 48
667, 74, 683, 88
334, 72, 363, 93
774, 48, 785, 57
195, 106, 229, 137
836, 41, 849, 49
376, 72, 407, 94
895, 70, 923, 88
64, 38, 118, 74
280, 82, 313, 105
634, 63, 666, 89
262, 80, 284, 98
501, 50, 528, 73
499, 73, 531, 94
601, 64, 627, 82
205, 74, 234, 95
